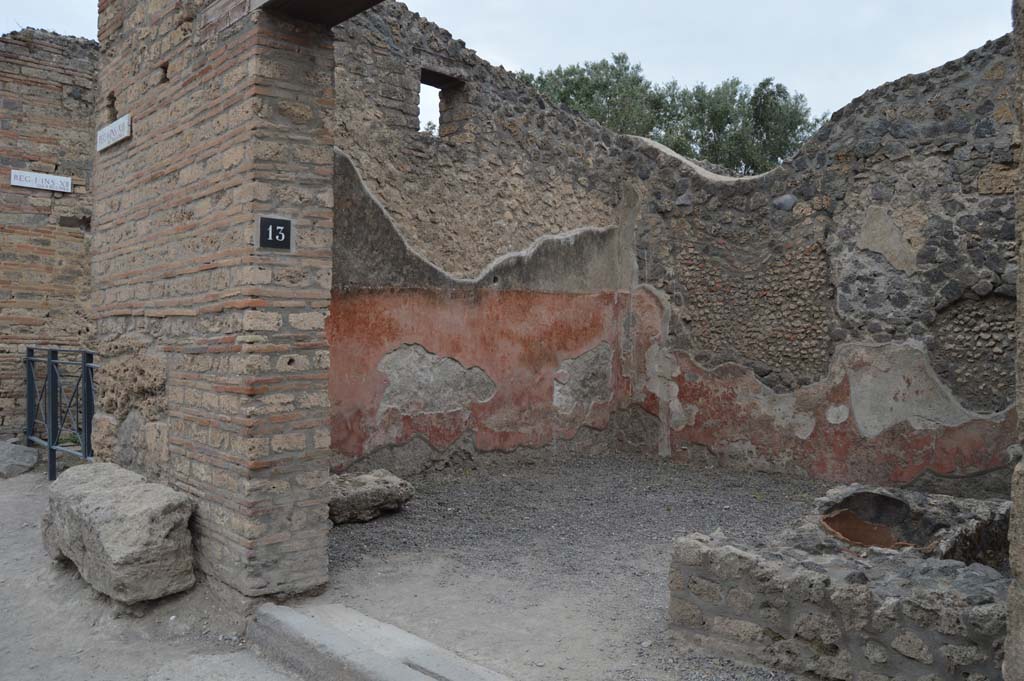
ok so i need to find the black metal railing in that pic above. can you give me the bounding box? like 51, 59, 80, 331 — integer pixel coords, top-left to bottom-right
24, 348, 98, 481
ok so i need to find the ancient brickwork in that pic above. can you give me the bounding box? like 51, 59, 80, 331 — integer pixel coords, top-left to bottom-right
0, 30, 96, 437
93, 0, 339, 597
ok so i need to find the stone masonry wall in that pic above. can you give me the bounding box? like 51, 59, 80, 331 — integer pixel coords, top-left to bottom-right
0, 29, 96, 438
1007, 2, 1024, 680
333, 2, 627, 279
329, 2, 1019, 489
670, 534, 1008, 681
93, 0, 341, 597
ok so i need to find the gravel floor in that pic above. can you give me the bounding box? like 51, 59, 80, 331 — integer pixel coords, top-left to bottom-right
321, 450, 830, 681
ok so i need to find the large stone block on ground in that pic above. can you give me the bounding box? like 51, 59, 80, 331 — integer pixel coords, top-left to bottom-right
327, 469, 414, 524
42, 462, 195, 604
0, 441, 37, 478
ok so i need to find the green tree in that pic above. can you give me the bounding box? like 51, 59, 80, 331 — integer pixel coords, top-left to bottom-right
521, 56, 826, 176
522, 53, 669, 137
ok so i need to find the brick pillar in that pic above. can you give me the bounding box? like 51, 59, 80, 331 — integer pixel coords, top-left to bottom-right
94, 0, 335, 597
1011, 2, 1024, 678
219, 9, 337, 596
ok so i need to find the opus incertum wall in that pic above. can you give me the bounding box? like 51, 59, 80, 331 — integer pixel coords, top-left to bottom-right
1007, 3, 1023, 679
329, 2, 1020, 494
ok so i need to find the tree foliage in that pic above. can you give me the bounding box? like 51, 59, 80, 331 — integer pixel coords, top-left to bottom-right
521, 54, 827, 175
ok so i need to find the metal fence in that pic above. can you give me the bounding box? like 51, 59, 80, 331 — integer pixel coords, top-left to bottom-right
24, 348, 97, 481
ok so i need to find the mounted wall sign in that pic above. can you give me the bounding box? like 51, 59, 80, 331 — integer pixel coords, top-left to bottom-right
10, 169, 72, 193
96, 115, 132, 151
257, 216, 293, 251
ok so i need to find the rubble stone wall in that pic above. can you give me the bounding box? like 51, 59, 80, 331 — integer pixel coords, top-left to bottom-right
1007, 2, 1024, 679
329, 2, 1019, 489
0, 29, 96, 438
669, 534, 1008, 681
333, 3, 625, 279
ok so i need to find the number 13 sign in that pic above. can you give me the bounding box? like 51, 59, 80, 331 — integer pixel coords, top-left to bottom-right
257, 216, 293, 251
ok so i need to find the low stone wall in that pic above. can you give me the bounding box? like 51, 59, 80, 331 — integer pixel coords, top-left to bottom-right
670, 509, 1009, 680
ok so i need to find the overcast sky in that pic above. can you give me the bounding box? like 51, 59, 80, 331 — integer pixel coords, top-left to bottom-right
0, 0, 1011, 115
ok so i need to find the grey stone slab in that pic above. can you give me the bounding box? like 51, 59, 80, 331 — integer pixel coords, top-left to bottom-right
249, 604, 511, 681
327, 469, 414, 524
42, 463, 195, 604
0, 442, 38, 479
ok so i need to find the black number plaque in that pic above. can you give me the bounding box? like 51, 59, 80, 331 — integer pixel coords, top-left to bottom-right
258, 216, 292, 250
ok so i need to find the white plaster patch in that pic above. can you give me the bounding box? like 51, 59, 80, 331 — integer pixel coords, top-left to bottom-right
842, 342, 987, 438
553, 343, 613, 416
741, 391, 816, 441
826, 404, 850, 425
377, 344, 496, 416
854, 205, 924, 273
792, 414, 816, 441
670, 400, 698, 430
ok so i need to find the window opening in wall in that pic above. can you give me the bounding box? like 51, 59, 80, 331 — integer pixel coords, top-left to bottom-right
419, 82, 440, 135
419, 69, 466, 139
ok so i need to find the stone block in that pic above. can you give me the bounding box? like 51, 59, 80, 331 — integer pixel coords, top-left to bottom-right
0, 441, 37, 478
890, 630, 933, 664
42, 463, 195, 604
1006, 581, 1024, 681
668, 594, 705, 628
327, 469, 414, 524
672, 535, 711, 567
687, 575, 723, 603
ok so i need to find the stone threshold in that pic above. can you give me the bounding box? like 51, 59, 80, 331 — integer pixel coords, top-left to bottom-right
248, 603, 512, 681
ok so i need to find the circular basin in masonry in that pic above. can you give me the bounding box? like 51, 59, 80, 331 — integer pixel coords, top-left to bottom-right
820, 489, 1010, 573
669, 485, 1011, 681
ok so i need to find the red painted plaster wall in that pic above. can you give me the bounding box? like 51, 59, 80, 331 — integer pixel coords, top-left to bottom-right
327, 288, 663, 465
329, 286, 1016, 488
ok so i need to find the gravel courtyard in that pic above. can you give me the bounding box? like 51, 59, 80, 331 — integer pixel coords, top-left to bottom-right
320, 449, 830, 681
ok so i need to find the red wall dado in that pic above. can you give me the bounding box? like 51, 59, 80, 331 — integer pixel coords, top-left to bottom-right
327, 288, 663, 463
328, 287, 1016, 487
660, 351, 1017, 486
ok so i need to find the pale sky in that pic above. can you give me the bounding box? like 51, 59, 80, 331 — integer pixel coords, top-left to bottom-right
0, 0, 1012, 117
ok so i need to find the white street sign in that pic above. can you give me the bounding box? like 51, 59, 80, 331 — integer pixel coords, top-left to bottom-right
97, 115, 132, 151
10, 169, 72, 193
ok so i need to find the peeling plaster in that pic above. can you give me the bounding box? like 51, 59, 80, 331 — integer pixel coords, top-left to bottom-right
377, 344, 496, 416
841, 342, 992, 438
826, 405, 850, 425
553, 343, 613, 417
854, 205, 923, 274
